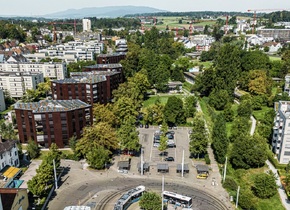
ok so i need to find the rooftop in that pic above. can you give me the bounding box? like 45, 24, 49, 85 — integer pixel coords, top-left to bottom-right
97, 52, 126, 58
52, 75, 106, 84
0, 140, 16, 154
0, 71, 43, 77
14, 99, 91, 113
84, 63, 122, 69
71, 71, 120, 77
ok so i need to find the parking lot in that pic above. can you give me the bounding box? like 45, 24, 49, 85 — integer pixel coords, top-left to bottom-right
138, 126, 192, 167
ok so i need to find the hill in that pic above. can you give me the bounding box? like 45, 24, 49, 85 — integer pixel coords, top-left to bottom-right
43, 6, 167, 19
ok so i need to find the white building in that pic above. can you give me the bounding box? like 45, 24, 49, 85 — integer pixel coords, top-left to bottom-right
83, 19, 91, 32
0, 72, 44, 98
272, 101, 290, 164
0, 62, 66, 80
0, 89, 5, 111
285, 75, 290, 96
0, 139, 19, 170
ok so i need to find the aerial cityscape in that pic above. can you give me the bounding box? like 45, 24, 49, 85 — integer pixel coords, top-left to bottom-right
1, 1, 290, 210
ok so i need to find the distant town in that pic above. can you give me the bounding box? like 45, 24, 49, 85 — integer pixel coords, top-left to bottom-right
0, 8, 290, 210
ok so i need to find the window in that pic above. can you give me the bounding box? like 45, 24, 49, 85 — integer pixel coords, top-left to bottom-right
284, 151, 290, 156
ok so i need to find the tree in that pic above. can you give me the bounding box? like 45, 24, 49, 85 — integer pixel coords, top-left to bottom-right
237, 99, 252, 118
27, 140, 40, 159
69, 136, 77, 152
229, 117, 250, 142
252, 172, 277, 199
21, 89, 39, 102
163, 96, 185, 125
117, 117, 140, 151
86, 146, 110, 169
158, 120, 168, 152
93, 103, 118, 127
184, 96, 197, 118
248, 70, 272, 96
241, 50, 270, 72
194, 67, 216, 96
139, 191, 162, 210
36, 78, 51, 98
189, 113, 208, 158
0, 121, 17, 140
230, 134, 268, 169
113, 97, 139, 123
238, 189, 257, 210
64, 35, 74, 42
45, 143, 62, 168
223, 103, 234, 122
209, 89, 230, 110
212, 114, 228, 164
27, 172, 52, 197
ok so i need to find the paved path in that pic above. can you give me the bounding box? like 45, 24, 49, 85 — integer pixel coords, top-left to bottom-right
19, 160, 42, 188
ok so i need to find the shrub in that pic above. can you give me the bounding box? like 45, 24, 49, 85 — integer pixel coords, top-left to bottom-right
223, 176, 238, 191
205, 154, 211, 164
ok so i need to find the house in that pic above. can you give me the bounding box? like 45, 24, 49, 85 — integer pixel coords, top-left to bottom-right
0, 188, 29, 210
15, 99, 92, 148
0, 139, 19, 171
262, 42, 282, 53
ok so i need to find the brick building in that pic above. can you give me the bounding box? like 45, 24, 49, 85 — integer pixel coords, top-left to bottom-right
96, 53, 126, 64
70, 71, 123, 101
83, 63, 124, 81
14, 100, 92, 148
51, 75, 108, 105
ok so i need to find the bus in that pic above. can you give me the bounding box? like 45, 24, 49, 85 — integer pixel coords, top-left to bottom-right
163, 191, 193, 208
114, 185, 146, 210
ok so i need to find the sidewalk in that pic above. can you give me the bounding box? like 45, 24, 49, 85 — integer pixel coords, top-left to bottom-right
19, 159, 42, 188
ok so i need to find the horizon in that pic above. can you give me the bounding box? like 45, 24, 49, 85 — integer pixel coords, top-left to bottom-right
1, 0, 290, 17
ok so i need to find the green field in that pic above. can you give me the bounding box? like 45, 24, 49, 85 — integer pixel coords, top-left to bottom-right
269, 56, 281, 61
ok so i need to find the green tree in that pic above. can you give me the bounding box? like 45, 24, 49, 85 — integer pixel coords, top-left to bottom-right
139, 191, 162, 210
26, 140, 40, 159
252, 172, 277, 199
238, 189, 257, 210
189, 113, 208, 158
158, 120, 168, 152
163, 96, 185, 125
117, 117, 140, 151
86, 146, 110, 169
27, 172, 52, 197
229, 117, 250, 142
248, 70, 272, 96
69, 136, 77, 152
241, 50, 270, 72
223, 103, 234, 122
212, 114, 228, 164
0, 121, 17, 140
237, 100, 252, 118
184, 96, 197, 118
64, 35, 75, 42
45, 143, 62, 168
209, 89, 230, 110
230, 134, 268, 169
93, 103, 118, 127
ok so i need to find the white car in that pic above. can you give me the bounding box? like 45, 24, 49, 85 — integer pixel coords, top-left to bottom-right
153, 143, 160, 148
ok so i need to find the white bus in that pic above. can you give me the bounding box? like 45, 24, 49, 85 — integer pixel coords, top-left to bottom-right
163, 191, 193, 208
114, 185, 146, 210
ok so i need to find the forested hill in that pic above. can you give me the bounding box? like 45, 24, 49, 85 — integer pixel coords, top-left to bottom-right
263, 11, 290, 23
125, 11, 255, 18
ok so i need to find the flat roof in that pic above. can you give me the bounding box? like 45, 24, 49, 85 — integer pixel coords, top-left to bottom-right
196, 164, 209, 172
117, 161, 130, 168
97, 53, 126, 58
52, 75, 106, 84
63, 206, 91, 210
84, 63, 122, 69
137, 162, 150, 169
157, 163, 169, 170
71, 71, 120, 77
176, 164, 189, 171
14, 99, 91, 113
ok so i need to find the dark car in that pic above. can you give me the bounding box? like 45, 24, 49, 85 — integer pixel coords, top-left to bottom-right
139, 124, 143, 128
154, 135, 161, 140
159, 151, 168, 156
145, 124, 149, 128
164, 157, 175, 161
166, 134, 174, 139
167, 144, 176, 148
166, 131, 175, 135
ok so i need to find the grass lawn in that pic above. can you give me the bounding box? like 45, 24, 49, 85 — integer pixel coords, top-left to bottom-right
252, 106, 273, 122
256, 193, 285, 210
269, 56, 281, 61
143, 95, 184, 108
37, 149, 73, 160
198, 97, 213, 130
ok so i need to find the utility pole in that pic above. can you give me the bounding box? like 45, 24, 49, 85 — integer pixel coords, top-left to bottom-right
236, 186, 240, 208
181, 149, 184, 178
141, 147, 144, 176
162, 175, 164, 210
223, 156, 227, 183
53, 159, 58, 189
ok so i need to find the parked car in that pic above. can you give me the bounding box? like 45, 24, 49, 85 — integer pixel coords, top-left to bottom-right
164, 157, 175, 161
159, 151, 168, 156
153, 143, 160, 148
145, 124, 149, 128
173, 126, 177, 130
139, 124, 143, 128
167, 144, 176, 148
166, 134, 174, 139
167, 131, 175, 135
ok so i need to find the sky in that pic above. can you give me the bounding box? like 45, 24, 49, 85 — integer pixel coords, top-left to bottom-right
2, 0, 290, 16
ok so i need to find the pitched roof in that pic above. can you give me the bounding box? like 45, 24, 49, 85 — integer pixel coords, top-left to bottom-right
0, 140, 16, 155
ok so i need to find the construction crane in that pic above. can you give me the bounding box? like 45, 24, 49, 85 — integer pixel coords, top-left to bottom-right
247, 9, 286, 34
224, 15, 229, 34
49, 20, 82, 42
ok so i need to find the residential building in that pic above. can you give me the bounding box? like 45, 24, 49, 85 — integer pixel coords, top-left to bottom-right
0, 139, 19, 171
257, 29, 290, 41
0, 89, 5, 111
262, 42, 282, 53
0, 188, 29, 210
0, 62, 67, 80
51, 75, 108, 105
96, 53, 126, 64
0, 72, 43, 98
70, 71, 123, 100
83, 63, 124, 80
82, 19, 91, 32
272, 101, 290, 163
15, 100, 92, 148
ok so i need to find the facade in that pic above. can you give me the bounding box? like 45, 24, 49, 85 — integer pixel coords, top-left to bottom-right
70, 71, 123, 101
51, 75, 108, 105
0, 72, 43, 98
0, 62, 66, 80
96, 53, 126, 64
285, 74, 290, 96
83, 19, 92, 32
0, 139, 19, 170
257, 29, 290, 41
15, 100, 92, 148
272, 101, 290, 163
0, 89, 5, 111
0, 188, 29, 210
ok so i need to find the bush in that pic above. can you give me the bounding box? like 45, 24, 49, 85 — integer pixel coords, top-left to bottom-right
205, 154, 211, 164
238, 189, 257, 209
223, 176, 238, 191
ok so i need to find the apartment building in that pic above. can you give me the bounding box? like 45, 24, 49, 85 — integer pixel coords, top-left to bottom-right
15, 100, 92, 148
257, 29, 290, 41
0, 62, 67, 80
285, 74, 290, 96
51, 75, 108, 105
96, 53, 126, 64
83, 19, 91, 32
272, 101, 290, 164
0, 89, 5, 111
0, 139, 19, 171
70, 71, 123, 101
0, 72, 43, 98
